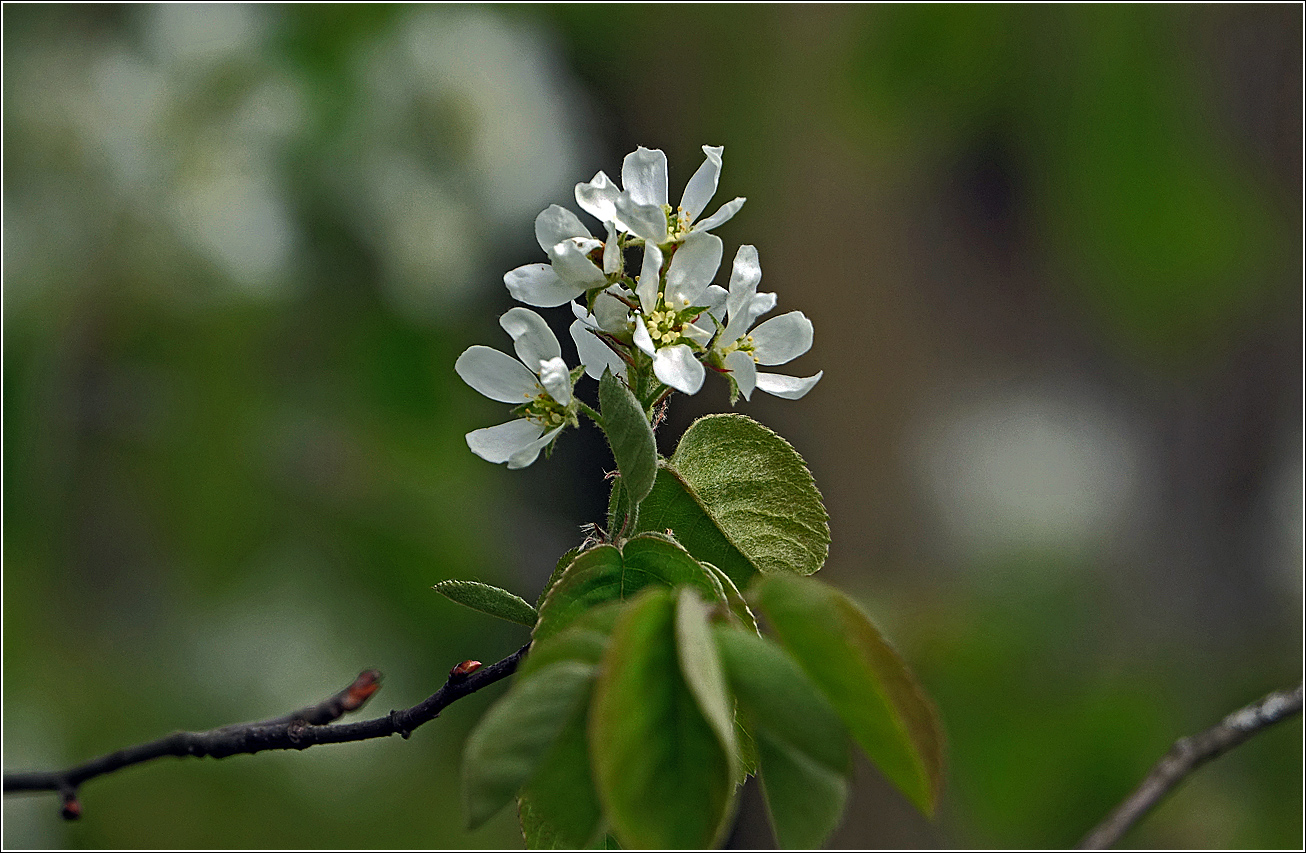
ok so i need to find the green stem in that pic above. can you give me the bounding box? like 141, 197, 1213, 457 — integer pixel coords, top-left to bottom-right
576, 400, 604, 429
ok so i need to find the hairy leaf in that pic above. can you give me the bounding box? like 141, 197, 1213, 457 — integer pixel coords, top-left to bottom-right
599, 368, 658, 508
433, 579, 538, 627
533, 536, 721, 643
590, 588, 735, 849
624, 414, 830, 588
752, 574, 945, 816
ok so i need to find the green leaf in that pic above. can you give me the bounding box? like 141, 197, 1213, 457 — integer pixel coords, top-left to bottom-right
533, 536, 722, 643
462, 661, 595, 828
626, 414, 830, 588
516, 605, 623, 848
599, 368, 657, 508
675, 589, 738, 780
434, 579, 538, 627
537, 546, 581, 609
702, 560, 760, 634
590, 588, 736, 849
752, 575, 946, 817
715, 626, 851, 848
519, 601, 622, 679
519, 707, 606, 848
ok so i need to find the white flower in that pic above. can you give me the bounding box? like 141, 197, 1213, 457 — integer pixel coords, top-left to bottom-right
707, 245, 822, 401
630, 230, 723, 395
503, 204, 621, 308
569, 288, 633, 381
575, 145, 745, 245
455, 307, 577, 468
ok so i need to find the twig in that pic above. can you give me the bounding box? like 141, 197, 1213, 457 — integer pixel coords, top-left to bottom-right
3, 644, 531, 819
1078, 683, 1304, 849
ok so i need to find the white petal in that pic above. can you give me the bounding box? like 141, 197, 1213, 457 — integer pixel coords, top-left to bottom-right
575, 171, 621, 224
537, 356, 572, 406
456, 346, 540, 403
749, 291, 778, 318
653, 344, 705, 395
725, 349, 757, 401
680, 145, 724, 222
749, 310, 813, 366
593, 290, 631, 332
664, 230, 722, 307
504, 263, 586, 308
701, 283, 728, 318
467, 419, 547, 464
622, 146, 668, 207
602, 221, 621, 274
535, 205, 590, 254
693, 196, 745, 232
507, 426, 564, 469
616, 195, 669, 244
755, 370, 822, 400
724, 245, 761, 340
633, 314, 656, 357
499, 307, 561, 372
682, 321, 713, 346
637, 242, 663, 313
548, 237, 607, 288
571, 319, 627, 381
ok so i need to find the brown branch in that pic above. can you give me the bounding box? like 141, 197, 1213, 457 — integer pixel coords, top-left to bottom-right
1078, 683, 1304, 849
3, 644, 531, 819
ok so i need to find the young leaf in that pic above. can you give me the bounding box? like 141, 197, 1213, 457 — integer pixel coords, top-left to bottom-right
701, 560, 760, 634
598, 367, 657, 508
519, 601, 622, 679
518, 708, 606, 849
537, 546, 581, 609
517, 605, 623, 848
433, 579, 539, 627
590, 588, 735, 849
533, 536, 722, 643
714, 626, 851, 848
675, 589, 739, 781
625, 414, 830, 588
752, 574, 946, 817
462, 661, 595, 829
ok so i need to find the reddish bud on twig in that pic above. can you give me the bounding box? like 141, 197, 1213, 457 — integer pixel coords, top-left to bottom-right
60, 792, 81, 820
341, 670, 382, 712
449, 660, 482, 680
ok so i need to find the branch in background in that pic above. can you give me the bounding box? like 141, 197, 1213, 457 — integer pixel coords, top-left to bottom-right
3, 644, 531, 820
1079, 683, 1304, 849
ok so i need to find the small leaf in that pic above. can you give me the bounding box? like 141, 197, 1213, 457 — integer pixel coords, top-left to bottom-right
537, 546, 581, 609
599, 368, 657, 508
434, 580, 538, 627
533, 536, 722, 643
715, 626, 851, 848
701, 560, 760, 634
752, 574, 946, 817
590, 588, 735, 849
628, 414, 830, 588
462, 661, 595, 828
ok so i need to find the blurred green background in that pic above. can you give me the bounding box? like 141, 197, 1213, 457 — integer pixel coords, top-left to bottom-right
3, 4, 1300, 848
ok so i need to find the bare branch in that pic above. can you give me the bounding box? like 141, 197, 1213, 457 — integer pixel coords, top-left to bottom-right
1078, 683, 1304, 849
3, 644, 531, 819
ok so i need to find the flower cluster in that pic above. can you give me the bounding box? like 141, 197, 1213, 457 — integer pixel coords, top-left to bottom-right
458, 145, 822, 466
